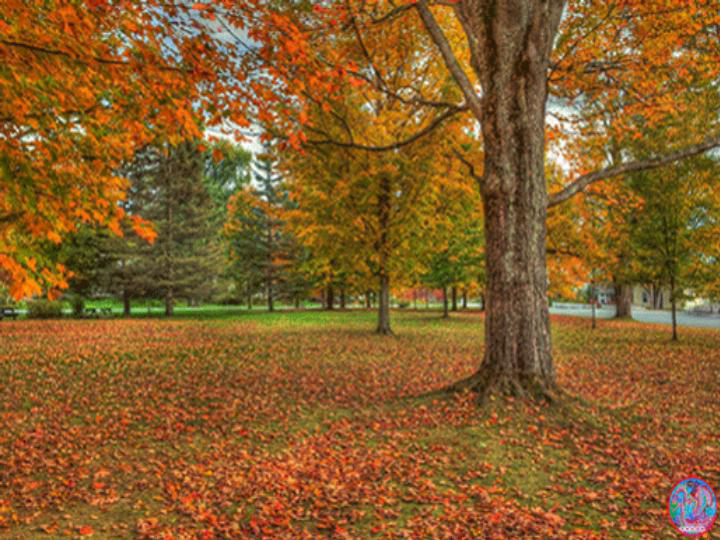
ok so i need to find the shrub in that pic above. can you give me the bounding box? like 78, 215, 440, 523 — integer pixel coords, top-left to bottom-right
215, 294, 243, 305
26, 299, 64, 319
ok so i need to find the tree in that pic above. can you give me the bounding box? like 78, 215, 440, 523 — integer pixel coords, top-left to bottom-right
226, 147, 295, 312
421, 195, 485, 318
627, 156, 720, 340
261, 1, 720, 400
282, 104, 470, 334
274, 13, 477, 334
1, 1, 259, 298
117, 141, 225, 316
202, 140, 253, 302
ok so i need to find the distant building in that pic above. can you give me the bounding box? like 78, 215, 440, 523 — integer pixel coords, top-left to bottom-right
595, 286, 615, 305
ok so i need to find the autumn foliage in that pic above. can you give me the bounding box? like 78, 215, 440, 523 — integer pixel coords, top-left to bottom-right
0, 0, 260, 299
1, 312, 718, 538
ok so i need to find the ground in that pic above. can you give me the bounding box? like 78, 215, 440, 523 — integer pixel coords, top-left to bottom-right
0, 311, 718, 539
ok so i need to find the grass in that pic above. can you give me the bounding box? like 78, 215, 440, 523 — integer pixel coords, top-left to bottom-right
0, 311, 718, 539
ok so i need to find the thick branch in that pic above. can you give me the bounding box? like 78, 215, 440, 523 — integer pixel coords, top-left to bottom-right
415, 1, 484, 121
0, 39, 187, 73
304, 105, 467, 152
0, 212, 22, 225
547, 135, 720, 207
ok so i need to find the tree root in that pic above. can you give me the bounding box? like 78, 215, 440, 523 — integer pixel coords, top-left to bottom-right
444, 367, 559, 405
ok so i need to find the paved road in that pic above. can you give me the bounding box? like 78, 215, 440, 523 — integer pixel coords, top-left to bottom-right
550, 304, 720, 329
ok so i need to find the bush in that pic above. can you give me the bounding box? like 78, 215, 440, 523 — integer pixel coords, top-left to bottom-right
26, 299, 64, 319
215, 294, 243, 305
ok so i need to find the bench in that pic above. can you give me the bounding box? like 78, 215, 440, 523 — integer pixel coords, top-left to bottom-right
84, 307, 113, 318
0, 307, 18, 320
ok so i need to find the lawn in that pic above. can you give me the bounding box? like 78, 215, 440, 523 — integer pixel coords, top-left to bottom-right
0, 311, 718, 539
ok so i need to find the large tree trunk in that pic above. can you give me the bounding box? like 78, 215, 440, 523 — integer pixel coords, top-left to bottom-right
326, 284, 334, 310
340, 287, 346, 309
165, 289, 173, 317
651, 284, 662, 309
376, 273, 392, 335
365, 290, 371, 309
448, 1, 562, 401
451, 286, 458, 311
462, 288, 468, 309
442, 287, 449, 318
267, 282, 274, 312
615, 282, 633, 318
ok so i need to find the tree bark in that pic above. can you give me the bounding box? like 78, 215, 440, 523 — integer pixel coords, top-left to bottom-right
670, 274, 678, 341
294, 294, 300, 309
340, 287, 346, 309
365, 290, 371, 309
442, 287, 449, 318
267, 282, 274, 312
376, 274, 393, 335
123, 288, 131, 316
326, 284, 334, 310
462, 288, 468, 309
439, 1, 563, 401
165, 289, 173, 317
615, 282, 633, 318
375, 175, 393, 335
451, 286, 458, 311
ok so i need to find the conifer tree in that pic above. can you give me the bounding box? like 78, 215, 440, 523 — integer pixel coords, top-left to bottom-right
227, 145, 295, 311
111, 141, 225, 315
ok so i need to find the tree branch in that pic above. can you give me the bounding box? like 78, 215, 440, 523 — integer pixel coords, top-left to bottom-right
0, 39, 187, 73
303, 105, 468, 152
453, 148, 483, 185
415, 1, 484, 121
547, 135, 720, 208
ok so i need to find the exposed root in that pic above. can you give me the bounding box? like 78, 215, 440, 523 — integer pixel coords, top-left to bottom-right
444, 367, 559, 405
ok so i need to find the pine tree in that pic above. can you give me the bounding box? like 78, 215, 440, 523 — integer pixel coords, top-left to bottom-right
111, 141, 225, 315
227, 145, 295, 311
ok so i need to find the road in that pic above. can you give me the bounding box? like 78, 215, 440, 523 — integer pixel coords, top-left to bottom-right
549, 303, 720, 329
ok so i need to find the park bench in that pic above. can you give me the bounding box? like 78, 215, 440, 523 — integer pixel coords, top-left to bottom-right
0, 307, 18, 320
84, 307, 113, 318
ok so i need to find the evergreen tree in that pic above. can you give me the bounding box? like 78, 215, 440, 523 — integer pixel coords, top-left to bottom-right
227, 144, 295, 311
112, 141, 226, 315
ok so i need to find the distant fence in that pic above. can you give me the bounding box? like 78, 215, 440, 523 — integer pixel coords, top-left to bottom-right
685, 306, 720, 317
551, 302, 610, 310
